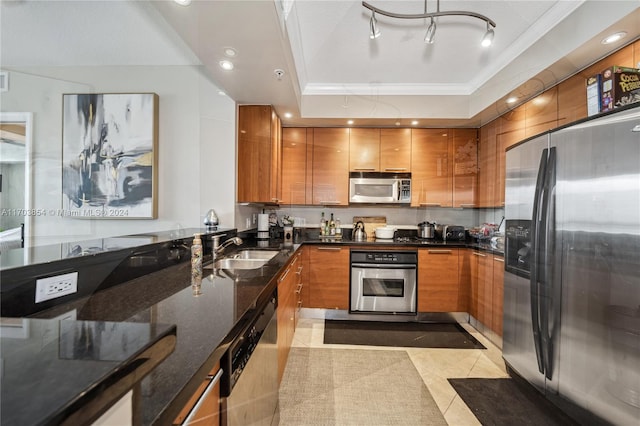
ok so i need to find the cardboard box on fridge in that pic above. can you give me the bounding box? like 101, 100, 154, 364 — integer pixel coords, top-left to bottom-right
601, 66, 640, 112
586, 74, 601, 116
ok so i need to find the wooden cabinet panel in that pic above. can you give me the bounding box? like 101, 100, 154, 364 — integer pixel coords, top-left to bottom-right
312, 128, 350, 205
380, 128, 412, 172
452, 128, 478, 208
281, 128, 309, 204
497, 105, 525, 149
418, 248, 460, 312
308, 246, 350, 309
411, 129, 452, 207
350, 128, 380, 171
237, 105, 281, 203
173, 362, 221, 425
477, 120, 498, 208
492, 255, 504, 337
525, 87, 558, 138
469, 250, 493, 327
277, 255, 300, 383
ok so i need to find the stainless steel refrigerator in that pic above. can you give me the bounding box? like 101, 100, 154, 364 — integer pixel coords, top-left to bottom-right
503, 105, 640, 425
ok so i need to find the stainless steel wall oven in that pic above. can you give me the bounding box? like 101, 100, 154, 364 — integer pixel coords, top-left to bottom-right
350, 250, 417, 314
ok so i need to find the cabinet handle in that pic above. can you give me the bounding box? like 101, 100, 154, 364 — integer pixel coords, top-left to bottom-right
271, 198, 281, 203
493, 257, 504, 262
182, 369, 224, 425
472, 252, 487, 257
419, 203, 441, 207
316, 247, 342, 251
290, 256, 299, 267
278, 267, 291, 282
354, 168, 376, 171
319, 201, 341, 205
384, 168, 407, 171
459, 204, 476, 208
427, 249, 452, 254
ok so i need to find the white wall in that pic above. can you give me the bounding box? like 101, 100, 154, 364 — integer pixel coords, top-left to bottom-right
0, 67, 236, 246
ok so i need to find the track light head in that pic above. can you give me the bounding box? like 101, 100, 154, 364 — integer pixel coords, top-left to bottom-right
481, 22, 494, 47
424, 17, 436, 44
370, 11, 381, 39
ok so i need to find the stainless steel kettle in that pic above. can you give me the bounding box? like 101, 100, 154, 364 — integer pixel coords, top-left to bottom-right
418, 221, 435, 239
353, 221, 367, 241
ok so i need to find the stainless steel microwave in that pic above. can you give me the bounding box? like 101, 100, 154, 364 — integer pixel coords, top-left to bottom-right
349, 172, 411, 204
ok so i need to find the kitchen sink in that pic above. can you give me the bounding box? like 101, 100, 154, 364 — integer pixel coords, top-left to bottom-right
230, 250, 280, 261
214, 258, 269, 270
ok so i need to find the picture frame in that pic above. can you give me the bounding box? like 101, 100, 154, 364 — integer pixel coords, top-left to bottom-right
62, 93, 158, 219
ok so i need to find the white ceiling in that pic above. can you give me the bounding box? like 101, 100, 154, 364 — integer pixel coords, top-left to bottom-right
2, 1, 639, 128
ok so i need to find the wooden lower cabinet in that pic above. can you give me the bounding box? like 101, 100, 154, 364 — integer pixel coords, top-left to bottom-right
418, 248, 463, 312
308, 246, 350, 309
173, 362, 221, 425
277, 255, 298, 383
464, 249, 504, 337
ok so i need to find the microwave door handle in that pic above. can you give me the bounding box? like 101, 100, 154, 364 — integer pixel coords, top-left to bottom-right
530, 148, 548, 376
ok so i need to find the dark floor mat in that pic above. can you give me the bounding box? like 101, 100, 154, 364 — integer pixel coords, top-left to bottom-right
449, 378, 579, 426
323, 320, 485, 349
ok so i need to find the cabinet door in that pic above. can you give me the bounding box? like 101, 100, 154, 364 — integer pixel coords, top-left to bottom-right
277, 261, 297, 382
470, 250, 493, 328
349, 128, 380, 171
312, 128, 350, 205
411, 129, 452, 207
478, 121, 497, 208
418, 248, 460, 312
452, 128, 478, 208
281, 128, 309, 204
491, 255, 504, 337
308, 246, 350, 309
237, 105, 280, 203
173, 362, 221, 425
380, 128, 411, 172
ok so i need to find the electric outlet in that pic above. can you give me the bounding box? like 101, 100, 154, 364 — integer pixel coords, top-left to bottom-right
35, 272, 78, 303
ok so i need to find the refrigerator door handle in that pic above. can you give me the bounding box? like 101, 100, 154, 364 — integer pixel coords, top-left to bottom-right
540, 146, 557, 380
530, 148, 548, 375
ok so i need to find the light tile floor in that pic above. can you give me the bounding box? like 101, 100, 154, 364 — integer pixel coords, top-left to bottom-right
290, 318, 509, 425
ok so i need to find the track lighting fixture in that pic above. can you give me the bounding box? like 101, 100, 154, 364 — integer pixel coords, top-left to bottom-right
369, 11, 380, 39
363, 0, 495, 46
424, 17, 436, 44
481, 21, 495, 47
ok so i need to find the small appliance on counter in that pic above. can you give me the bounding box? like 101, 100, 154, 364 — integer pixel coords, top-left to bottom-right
435, 225, 466, 241
417, 221, 436, 239
257, 214, 269, 240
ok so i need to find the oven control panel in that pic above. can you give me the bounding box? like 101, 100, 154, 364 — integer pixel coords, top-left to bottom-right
351, 250, 417, 264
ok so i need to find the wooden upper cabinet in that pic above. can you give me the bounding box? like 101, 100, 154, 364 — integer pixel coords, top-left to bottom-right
281, 128, 310, 205
350, 128, 380, 171
237, 105, 281, 203
477, 120, 498, 208
525, 87, 558, 138
497, 105, 525, 149
411, 129, 453, 207
312, 128, 350, 205
380, 128, 412, 172
452, 128, 478, 208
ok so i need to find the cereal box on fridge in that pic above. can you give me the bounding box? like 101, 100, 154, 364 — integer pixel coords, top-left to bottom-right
601, 66, 640, 112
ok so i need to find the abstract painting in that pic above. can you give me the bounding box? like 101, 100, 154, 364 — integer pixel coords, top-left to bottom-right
62, 93, 158, 219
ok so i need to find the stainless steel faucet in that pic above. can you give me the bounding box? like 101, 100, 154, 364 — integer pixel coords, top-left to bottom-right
211, 235, 243, 259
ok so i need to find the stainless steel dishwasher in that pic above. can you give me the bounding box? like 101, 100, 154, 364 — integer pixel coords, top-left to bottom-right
221, 291, 279, 426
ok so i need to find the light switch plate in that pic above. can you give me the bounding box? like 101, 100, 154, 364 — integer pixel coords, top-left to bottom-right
35, 272, 78, 303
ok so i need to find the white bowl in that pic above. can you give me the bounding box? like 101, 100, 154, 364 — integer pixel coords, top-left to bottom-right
375, 226, 396, 239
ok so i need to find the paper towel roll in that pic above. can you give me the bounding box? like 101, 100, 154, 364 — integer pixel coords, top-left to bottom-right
258, 214, 269, 231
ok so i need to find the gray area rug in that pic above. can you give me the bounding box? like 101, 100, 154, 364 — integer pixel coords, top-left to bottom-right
279, 347, 448, 426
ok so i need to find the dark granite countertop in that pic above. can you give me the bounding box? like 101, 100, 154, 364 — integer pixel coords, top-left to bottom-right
5, 231, 502, 425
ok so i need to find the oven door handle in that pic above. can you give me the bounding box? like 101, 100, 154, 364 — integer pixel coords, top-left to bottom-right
351, 263, 416, 269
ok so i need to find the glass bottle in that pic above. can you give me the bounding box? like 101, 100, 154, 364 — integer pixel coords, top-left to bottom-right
329, 213, 336, 236
320, 212, 326, 236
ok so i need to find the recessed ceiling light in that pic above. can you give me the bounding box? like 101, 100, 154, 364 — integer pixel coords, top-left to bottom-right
173, 0, 191, 5
506, 96, 518, 104
218, 91, 226, 96
284, 112, 292, 119
219, 60, 234, 71
411, 120, 419, 126
347, 120, 354, 125
224, 47, 237, 57
602, 31, 627, 45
